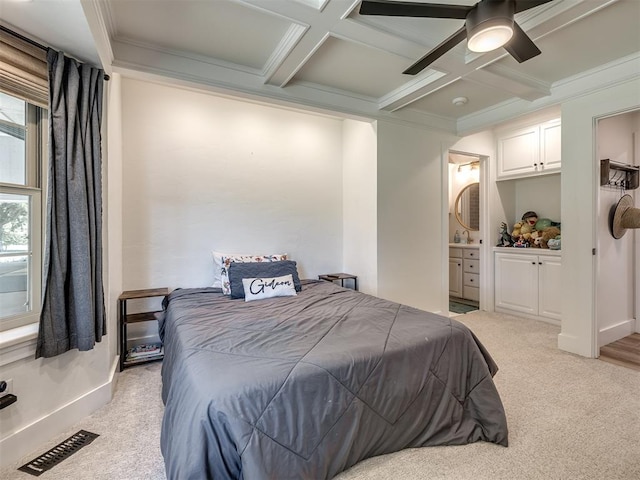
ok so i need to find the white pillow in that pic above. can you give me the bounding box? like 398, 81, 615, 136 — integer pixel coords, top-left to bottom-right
242, 274, 297, 302
212, 251, 288, 293
212, 250, 237, 288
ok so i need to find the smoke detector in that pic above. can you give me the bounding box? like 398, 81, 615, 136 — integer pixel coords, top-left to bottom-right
452, 96, 468, 106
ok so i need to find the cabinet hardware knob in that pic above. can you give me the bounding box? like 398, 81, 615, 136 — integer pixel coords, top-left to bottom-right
531, 261, 536, 265
540, 162, 544, 166
539, 262, 542, 265
534, 163, 538, 167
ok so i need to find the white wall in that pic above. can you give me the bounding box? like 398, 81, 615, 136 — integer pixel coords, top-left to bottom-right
596, 111, 640, 346
560, 77, 640, 357
120, 78, 347, 293
513, 174, 562, 224
342, 119, 378, 295
376, 120, 457, 314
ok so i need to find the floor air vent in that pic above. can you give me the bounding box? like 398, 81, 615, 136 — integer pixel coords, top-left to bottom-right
18, 430, 99, 476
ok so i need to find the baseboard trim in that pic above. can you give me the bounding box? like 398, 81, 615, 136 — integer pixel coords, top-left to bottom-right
558, 332, 595, 358
598, 319, 636, 348
495, 307, 561, 327
0, 358, 119, 468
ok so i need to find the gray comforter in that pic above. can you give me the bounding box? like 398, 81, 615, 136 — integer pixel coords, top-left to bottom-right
159, 280, 508, 480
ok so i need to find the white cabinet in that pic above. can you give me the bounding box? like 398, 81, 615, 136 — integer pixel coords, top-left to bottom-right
497, 119, 561, 180
449, 258, 463, 298
463, 250, 480, 301
494, 251, 561, 323
538, 255, 562, 320
540, 119, 561, 172
450, 246, 480, 302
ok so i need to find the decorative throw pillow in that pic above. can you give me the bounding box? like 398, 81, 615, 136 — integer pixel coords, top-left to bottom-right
219, 252, 288, 295
242, 274, 297, 302
211, 250, 238, 288
228, 260, 302, 299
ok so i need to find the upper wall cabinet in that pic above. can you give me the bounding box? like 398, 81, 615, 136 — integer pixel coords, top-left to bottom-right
497, 119, 561, 180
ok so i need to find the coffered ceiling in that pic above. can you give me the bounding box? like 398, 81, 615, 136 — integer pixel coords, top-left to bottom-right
1, 0, 639, 134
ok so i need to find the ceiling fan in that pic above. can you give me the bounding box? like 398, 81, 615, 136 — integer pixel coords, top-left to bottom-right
359, 0, 554, 75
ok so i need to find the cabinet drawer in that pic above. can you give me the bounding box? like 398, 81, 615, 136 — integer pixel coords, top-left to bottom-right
463, 286, 480, 302
463, 259, 479, 273
463, 272, 479, 287
463, 249, 479, 259
449, 247, 463, 258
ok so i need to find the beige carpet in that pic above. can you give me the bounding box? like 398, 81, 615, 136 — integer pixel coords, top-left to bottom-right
2, 310, 639, 480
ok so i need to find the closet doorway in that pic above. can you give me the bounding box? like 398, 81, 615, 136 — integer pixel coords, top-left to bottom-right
595, 109, 640, 369
448, 152, 483, 315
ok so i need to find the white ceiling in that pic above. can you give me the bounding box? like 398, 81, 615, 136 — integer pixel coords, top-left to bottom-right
1, 0, 639, 134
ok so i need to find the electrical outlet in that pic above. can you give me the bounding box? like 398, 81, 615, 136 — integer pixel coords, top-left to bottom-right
0, 379, 13, 395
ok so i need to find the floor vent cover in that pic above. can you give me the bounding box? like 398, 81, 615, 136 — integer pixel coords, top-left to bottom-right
18, 430, 99, 477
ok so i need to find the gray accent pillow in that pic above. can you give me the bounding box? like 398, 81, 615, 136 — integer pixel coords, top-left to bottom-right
228, 260, 302, 299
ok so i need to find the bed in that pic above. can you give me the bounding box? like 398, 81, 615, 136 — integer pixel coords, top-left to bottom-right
158, 279, 508, 480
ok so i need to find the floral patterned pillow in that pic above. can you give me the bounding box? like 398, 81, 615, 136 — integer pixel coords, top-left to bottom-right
218, 252, 288, 295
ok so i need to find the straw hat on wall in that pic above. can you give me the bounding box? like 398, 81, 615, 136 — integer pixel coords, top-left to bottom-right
610, 194, 640, 239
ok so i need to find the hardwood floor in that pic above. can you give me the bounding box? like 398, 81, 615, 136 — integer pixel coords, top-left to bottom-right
599, 333, 640, 371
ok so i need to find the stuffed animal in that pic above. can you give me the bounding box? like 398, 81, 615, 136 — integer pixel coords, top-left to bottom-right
547, 236, 561, 250
511, 221, 523, 241
522, 211, 539, 229
531, 226, 561, 248
520, 222, 534, 240
534, 217, 561, 231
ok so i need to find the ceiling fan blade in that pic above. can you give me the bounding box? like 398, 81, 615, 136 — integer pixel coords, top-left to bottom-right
403, 25, 467, 75
514, 0, 555, 14
359, 0, 471, 19
504, 21, 541, 63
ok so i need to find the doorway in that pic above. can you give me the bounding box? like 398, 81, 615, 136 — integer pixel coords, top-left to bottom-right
448, 152, 482, 315
595, 110, 640, 359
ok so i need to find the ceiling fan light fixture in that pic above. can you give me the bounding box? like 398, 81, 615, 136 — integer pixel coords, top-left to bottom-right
467, 23, 513, 52
465, 0, 516, 53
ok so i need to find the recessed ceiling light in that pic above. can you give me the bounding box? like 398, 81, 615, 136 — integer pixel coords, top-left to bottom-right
452, 96, 468, 107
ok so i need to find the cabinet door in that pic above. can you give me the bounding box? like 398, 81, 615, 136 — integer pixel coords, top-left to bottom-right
540, 119, 561, 173
538, 256, 562, 321
449, 258, 463, 298
497, 125, 539, 179
463, 272, 480, 301
495, 253, 538, 315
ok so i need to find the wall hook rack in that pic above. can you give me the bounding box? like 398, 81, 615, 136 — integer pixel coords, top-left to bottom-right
600, 159, 639, 190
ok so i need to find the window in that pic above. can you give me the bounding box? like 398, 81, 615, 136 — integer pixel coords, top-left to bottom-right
0, 90, 46, 331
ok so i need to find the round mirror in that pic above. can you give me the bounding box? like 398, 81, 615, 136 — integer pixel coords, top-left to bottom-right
455, 182, 480, 231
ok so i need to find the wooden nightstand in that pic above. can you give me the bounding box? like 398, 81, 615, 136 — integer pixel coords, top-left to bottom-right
119, 288, 170, 371
318, 273, 358, 291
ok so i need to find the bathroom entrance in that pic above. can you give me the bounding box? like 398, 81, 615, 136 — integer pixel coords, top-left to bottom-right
448, 152, 482, 315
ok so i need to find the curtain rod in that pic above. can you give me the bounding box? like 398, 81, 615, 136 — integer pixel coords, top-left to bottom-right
0, 25, 110, 81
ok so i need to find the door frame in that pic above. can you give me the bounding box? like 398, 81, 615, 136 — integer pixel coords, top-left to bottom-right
442, 149, 489, 314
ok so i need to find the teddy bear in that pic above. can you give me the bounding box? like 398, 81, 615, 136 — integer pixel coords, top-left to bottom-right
511, 221, 523, 240
519, 222, 534, 241
511, 220, 536, 245
531, 226, 561, 248
511, 211, 539, 245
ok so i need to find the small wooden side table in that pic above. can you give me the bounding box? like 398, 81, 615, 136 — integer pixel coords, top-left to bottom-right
318, 273, 358, 291
119, 287, 170, 371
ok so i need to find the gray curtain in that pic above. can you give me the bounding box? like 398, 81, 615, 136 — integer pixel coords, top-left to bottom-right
36, 49, 105, 358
